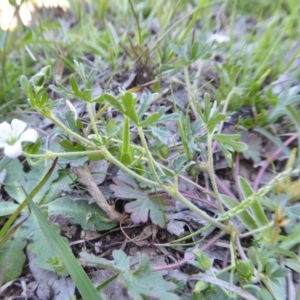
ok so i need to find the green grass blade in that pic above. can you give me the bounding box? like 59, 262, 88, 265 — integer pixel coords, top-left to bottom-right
22, 186, 103, 300
128, 0, 142, 44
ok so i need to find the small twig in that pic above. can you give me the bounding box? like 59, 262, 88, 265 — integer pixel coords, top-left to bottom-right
73, 164, 125, 222
120, 216, 152, 245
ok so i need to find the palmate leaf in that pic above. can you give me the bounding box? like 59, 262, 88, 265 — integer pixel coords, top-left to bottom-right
240, 132, 262, 163
80, 250, 179, 300
109, 172, 174, 227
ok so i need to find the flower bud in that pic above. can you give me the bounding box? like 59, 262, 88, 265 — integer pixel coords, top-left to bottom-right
194, 281, 208, 293
158, 144, 170, 159
236, 260, 254, 282
193, 249, 211, 270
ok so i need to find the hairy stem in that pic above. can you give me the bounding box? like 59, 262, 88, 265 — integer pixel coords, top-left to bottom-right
207, 134, 223, 212
86, 102, 102, 144
47, 113, 94, 147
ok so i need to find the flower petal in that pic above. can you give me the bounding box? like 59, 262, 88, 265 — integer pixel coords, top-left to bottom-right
0, 122, 12, 140
11, 119, 27, 137
19, 128, 38, 143
0, 141, 8, 148
4, 141, 23, 158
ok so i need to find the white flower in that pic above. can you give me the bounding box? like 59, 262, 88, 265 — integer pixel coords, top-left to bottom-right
208, 33, 230, 43
0, 119, 38, 158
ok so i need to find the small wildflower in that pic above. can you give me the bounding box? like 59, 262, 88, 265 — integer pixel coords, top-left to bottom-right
0, 119, 38, 158
208, 33, 230, 43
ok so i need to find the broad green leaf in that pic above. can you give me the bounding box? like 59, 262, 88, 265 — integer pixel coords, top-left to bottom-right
238, 176, 269, 228
47, 197, 117, 231
0, 156, 12, 172
262, 243, 300, 273
284, 258, 300, 273
65, 111, 81, 134
22, 188, 102, 300
280, 222, 300, 250
257, 289, 273, 300
80, 250, 179, 300
4, 159, 59, 204
0, 237, 26, 284
0, 202, 19, 217
266, 274, 287, 300
110, 172, 173, 227
41, 172, 74, 204
220, 194, 257, 231
0, 159, 58, 248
